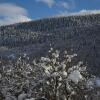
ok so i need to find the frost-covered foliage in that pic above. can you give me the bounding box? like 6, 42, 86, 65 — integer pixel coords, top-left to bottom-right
0, 48, 100, 100
35, 48, 88, 100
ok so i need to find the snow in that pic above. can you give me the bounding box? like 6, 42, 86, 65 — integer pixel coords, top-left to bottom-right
52, 72, 59, 77
95, 79, 100, 86
8, 54, 16, 59
87, 79, 94, 88
87, 78, 100, 89
58, 76, 62, 81
41, 57, 50, 62
46, 81, 50, 85
52, 50, 60, 58
62, 71, 67, 77
68, 70, 83, 84
18, 93, 27, 100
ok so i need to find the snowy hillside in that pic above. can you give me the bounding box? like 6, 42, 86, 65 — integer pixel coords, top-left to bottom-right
0, 14, 100, 100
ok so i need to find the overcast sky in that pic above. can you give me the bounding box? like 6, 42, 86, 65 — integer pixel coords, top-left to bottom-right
0, 0, 100, 26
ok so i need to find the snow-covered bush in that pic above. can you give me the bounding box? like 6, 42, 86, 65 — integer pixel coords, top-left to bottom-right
0, 48, 99, 100
34, 48, 90, 100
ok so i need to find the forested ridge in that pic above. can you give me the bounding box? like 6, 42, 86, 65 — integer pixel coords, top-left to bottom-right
0, 14, 100, 47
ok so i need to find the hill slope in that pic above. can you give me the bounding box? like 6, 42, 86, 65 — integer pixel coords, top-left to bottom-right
0, 14, 100, 75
